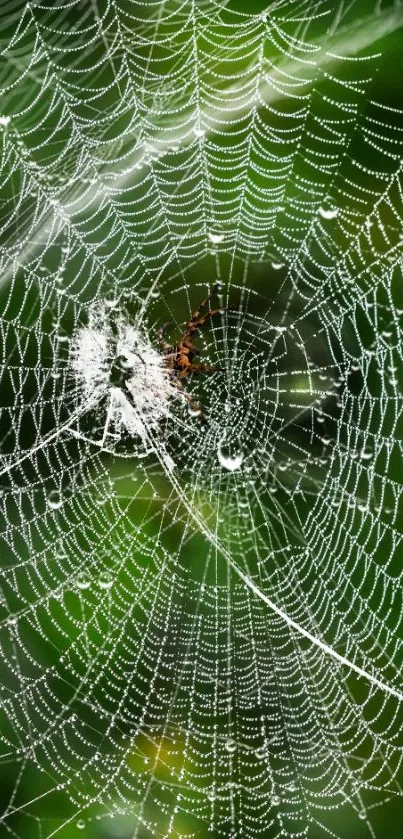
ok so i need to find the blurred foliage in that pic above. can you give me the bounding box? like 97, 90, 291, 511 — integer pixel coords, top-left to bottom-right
1, 2, 403, 838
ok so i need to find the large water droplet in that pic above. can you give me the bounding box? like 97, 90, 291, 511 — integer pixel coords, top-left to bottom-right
98, 571, 114, 590
208, 231, 225, 244
217, 441, 244, 472
48, 490, 63, 510
224, 737, 237, 754
319, 206, 338, 220
76, 572, 91, 591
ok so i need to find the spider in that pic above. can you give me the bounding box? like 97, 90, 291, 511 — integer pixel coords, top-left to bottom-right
158, 283, 231, 416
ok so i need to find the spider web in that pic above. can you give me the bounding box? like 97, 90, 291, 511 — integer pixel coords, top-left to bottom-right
1, 1, 403, 837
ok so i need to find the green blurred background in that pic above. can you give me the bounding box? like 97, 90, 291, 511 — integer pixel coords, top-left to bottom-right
1, 2, 403, 837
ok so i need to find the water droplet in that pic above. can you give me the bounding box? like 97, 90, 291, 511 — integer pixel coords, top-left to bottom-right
255, 745, 267, 759
48, 490, 63, 510
260, 11, 267, 21
194, 125, 205, 138
0, 115, 11, 127
207, 789, 216, 802
271, 261, 284, 270
98, 571, 114, 590
224, 737, 237, 754
271, 794, 280, 806
360, 448, 373, 461
358, 810, 367, 821
76, 820, 85, 830
319, 206, 338, 220
208, 231, 225, 244
117, 354, 132, 371
76, 572, 91, 590
217, 441, 244, 472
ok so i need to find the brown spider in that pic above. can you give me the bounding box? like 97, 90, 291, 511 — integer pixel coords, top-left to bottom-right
158, 284, 230, 416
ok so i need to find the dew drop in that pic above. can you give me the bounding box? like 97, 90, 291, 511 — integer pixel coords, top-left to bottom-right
225, 738, 237, 755
104, 296, 118, 309
360, 447, 373, 461
194, 125, 205, 138
76, 820, 85, 830
98, 571, 114, 590
48, 490, 63, 510
0, 115, 11, 127
271, 794, 280, 807
217, 441, 244, 472
76, 572, 91, 591
271, 261, 284, 270
319, 206, 338, 220
208, 231, 225, 244
358, 810, 367, 821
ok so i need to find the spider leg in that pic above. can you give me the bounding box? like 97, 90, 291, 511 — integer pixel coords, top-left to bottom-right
170, 376, 206, 420
185, 283, 221, 329
157, 320, 174, 350
189, 362, 221, 374
185, 306, 230, 338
